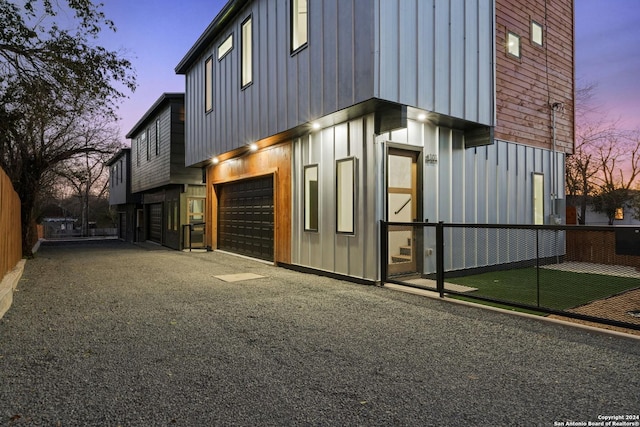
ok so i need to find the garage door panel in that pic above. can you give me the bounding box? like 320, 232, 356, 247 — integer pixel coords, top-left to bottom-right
149, 203, 162, 243
218, 176, 274, 261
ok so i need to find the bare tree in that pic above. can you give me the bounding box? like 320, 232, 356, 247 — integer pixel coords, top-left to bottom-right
566, 82, 640, 224
0, 0, 135, 255
53, 121, 120, 235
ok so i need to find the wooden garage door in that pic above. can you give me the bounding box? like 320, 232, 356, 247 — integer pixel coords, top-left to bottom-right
218, 176, 274, 261
149, 203, 162, 243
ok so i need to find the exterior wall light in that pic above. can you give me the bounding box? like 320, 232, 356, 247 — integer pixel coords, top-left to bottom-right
212, 157, 219, 165
249, 143, 258, 152
417, 113, 427, 121
312, 122, 321, 130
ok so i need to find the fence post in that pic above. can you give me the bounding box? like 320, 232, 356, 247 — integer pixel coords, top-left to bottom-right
436, 221, 445, 298
536, 228, 540, 307
380, 220, 388, 284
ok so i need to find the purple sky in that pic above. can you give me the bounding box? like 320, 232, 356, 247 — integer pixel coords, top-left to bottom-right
98, 0, 640, 147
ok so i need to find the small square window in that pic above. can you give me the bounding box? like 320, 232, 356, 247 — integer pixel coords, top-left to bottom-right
615, 207, 624, 220
531, 21, 543, 46
507, 31, 521, 58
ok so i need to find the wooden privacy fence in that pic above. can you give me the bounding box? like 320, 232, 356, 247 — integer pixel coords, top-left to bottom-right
1, 167, 21, 279
565, 229, 640, 269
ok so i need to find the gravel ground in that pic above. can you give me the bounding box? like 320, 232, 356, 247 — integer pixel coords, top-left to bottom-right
1, 240, 639, 426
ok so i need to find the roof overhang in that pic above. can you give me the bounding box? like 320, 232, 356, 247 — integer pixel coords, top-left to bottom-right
175, 0, 250, 75
125, 93, 184, 139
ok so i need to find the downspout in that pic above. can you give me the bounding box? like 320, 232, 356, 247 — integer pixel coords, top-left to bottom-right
551, 102, 563, 224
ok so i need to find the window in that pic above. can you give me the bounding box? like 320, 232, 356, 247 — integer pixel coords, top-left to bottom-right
155, 119, 160, 155
304, 165, 318, 231
111, 165, 116, 186
531, 20, 543, 47
336, 157, 356, 234
615, 207, 624, 220
205, 57, 213, 112
533, 173, 544, 225
241, 16, 252, 87
136, 137, 141, 166
218, 34, 233, 60
119, 159, 123, 183
144, 129, 150, 161
291, 0, 308, 52
507, 31, 521, 58
188, 199, 204, 224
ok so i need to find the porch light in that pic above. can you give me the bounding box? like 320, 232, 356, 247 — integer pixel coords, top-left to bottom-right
249, 143, 258, 152
312, 122, 321, 130
417, 113, 427, 121
212, 157, 219, 165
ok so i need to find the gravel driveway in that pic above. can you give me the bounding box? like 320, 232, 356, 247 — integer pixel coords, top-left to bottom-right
1, 240, 639, 426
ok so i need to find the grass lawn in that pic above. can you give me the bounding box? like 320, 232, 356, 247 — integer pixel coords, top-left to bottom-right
445, 267, 640, 310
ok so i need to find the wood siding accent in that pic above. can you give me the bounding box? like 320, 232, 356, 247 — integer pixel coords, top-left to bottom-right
495, 0, 574, 153
206, 143, 292, 264
0, 167, 21, 280
566, 230, 640, 269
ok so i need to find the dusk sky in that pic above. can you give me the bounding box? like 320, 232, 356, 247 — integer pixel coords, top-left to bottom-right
97, 0, 640, 146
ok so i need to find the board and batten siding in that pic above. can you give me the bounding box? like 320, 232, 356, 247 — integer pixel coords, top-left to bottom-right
494, 0, 574, 153
291, 115, 378, 281
131, 101, 201, 193
183, 0, 376, 167
378, 120, 565, 275
375, 0, 494, 126
183, 0, 496, 167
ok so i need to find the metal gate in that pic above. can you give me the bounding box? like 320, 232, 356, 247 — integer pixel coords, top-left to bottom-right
218, 176, 274, 261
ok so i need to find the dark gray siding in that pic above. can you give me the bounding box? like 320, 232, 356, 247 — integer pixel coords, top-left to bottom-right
131, 101, 201, 193
108, 151, 132, 206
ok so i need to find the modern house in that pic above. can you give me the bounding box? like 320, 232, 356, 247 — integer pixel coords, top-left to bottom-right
175, 0, 574, 282
106, 148, 141, 242
121, 93, 206, 250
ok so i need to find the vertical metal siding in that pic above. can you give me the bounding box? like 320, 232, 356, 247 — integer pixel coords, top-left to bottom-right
182, 0, 493, 167
292, 115, 378, 281
376, 0, 494, 125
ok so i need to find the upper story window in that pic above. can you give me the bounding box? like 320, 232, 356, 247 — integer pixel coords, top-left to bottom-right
136, 137, 141, 166
142, 129, 149, 161
291, 0, 308, 52
119, 159, 123, 183
155, 119, 160, 155
531, 20, 543, 47
218, 34, 233, 60
205, 56, 213, 112
507, 31, 521, 59
241, 16, 253, 87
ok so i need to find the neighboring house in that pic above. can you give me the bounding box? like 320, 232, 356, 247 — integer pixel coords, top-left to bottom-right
106, 148, 141, 242
175, 0, 574, 282
125, 93, 206, 250
566, 196, 640, 226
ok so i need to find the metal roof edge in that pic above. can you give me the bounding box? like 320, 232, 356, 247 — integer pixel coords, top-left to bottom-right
125, 93, 184, 139
175, 0, 250, 74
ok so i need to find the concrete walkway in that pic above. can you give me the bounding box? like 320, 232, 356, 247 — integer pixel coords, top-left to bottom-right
0, 240, 638, 426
